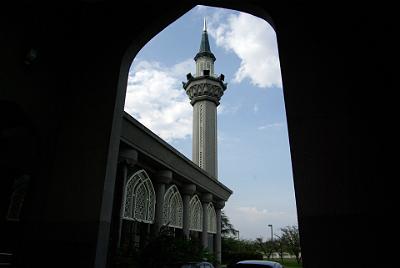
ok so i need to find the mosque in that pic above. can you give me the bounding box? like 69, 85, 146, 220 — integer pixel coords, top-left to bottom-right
115, 18, 231, 264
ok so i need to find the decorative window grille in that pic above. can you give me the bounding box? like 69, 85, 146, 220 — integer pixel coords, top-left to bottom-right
189, 195, 203, 232
163, 185, 183, 229
207, 203, 217, 234
6, 175, 30, 221
122, 169, 156, 223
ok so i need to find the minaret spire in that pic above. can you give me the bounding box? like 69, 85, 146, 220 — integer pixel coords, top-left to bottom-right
194, 18, 215, 70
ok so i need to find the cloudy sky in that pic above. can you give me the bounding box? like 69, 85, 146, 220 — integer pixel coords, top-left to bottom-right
124, 5, 298, 240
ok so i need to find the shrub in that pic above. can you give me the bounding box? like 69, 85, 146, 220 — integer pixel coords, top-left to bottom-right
137, 228, 215, 268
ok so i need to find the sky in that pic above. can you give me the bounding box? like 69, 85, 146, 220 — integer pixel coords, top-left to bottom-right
124, 5, 298, 240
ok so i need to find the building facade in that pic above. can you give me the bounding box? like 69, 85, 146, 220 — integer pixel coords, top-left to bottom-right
113, 113, 231, 266
112, 20, 231, 266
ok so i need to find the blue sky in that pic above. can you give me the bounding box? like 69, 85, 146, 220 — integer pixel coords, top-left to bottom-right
124, 5, 298, 240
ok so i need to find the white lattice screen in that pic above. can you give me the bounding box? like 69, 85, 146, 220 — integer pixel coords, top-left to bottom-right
122, 169, 156, 223
189, 195, 203, 232
207, 203, 217, 234
163, 185, 183, 229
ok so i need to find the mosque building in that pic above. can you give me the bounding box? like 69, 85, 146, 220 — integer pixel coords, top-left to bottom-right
116, 18, 231, 265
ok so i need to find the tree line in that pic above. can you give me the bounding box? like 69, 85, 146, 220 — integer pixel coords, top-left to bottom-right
221, 211, 302, 267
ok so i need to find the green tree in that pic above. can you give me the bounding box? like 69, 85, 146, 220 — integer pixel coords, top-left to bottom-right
280, 225, 301, 264
137, 227, 215, 268
255, 237, 276, 259
222, 237, 262, 268
221, 210, 238, 238
273, 234, 285, 263
220, 212, 261, 267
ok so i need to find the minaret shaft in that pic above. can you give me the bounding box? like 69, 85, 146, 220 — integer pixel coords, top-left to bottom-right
192, 100, 218, 177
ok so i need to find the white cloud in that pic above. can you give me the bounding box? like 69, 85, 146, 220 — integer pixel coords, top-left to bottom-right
224, 205, 297, 239
124, 59, 194, 142
218, 103, 242, 115
208, 12, 282, 89
258, 122, 285, 130
237, 206, 269, 221
218, 131, 240, 144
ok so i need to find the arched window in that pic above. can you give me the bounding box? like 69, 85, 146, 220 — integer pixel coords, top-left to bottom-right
189, 195, 203, 232
163, 185, 183, 229
207, 203, 217, 234
122, 169, 156, 223
6, 175, 30, 221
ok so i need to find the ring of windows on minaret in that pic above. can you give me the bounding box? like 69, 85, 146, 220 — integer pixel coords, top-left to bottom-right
196, 58, 215, 77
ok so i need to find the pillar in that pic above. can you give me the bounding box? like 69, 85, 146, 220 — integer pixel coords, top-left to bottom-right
214, 201, 225, 268
117, 149, 138, 247
181, 184, 196, 239
153, 170, 173, 235
201, 193, 213, 249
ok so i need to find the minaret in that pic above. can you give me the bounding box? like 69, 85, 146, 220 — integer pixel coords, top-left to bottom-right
183, 18, 227, 179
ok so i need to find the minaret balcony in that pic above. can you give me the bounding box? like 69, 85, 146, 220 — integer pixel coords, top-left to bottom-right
182, 74, 227, 106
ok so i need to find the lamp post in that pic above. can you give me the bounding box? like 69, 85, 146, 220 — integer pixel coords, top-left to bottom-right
268, 224, 273, 241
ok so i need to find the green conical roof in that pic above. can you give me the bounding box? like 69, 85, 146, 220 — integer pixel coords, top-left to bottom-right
199, 30, 212, 53
194, 18, 216, 61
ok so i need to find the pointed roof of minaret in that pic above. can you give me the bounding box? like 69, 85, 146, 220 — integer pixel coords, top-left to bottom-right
194, 17, 216, 61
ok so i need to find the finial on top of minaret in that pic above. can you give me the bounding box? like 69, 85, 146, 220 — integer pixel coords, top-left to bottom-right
203, 17, 207, 32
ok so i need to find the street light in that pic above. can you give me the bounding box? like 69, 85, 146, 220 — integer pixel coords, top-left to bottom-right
268, 224, 273, 241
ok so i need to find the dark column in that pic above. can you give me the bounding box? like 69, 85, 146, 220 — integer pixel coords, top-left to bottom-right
214, 201, 225, 268
152, 170, 173, 235
181, 184, 196, 239
201, 193, 213, 249
117, 149, 138, 247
